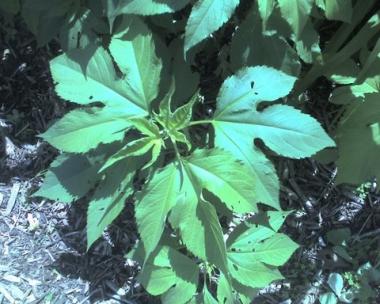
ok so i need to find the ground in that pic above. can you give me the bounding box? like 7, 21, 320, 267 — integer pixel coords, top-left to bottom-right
1, 12, 380, 304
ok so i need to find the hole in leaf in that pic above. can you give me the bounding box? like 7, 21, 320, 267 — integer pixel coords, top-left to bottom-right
89, 96, 93, 100
233, 264, 238, 271
250, 81, 255, 89
223, 297, 227, 304
231, 248, 236, 252
254, 92, 258, 95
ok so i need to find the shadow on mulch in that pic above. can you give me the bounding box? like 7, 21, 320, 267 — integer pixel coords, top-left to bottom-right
52, 200, 159, 304
52, 198, 160, 304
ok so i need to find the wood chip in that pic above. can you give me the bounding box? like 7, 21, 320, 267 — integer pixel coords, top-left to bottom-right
0, 192, 4, 208
3, 274, 21, 283
5, 182, 20, 216
0, 284, 16, 303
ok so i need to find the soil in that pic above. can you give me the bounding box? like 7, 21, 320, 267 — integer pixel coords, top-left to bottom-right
1, 10, 380, 304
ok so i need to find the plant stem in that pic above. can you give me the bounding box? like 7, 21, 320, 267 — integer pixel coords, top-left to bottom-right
188, 120, 212, 127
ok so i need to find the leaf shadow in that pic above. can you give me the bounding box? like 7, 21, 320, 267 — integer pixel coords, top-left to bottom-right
52, 198, 158, 303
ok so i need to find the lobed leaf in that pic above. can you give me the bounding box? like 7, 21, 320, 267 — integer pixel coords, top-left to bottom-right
33, 153, 102, 203
109, 31, 162, 111
87, 162, 134, 249
184, 0, 240, 54
40, 107, 132, 153
135, 164, 181, 258
277, 0, 313, 39
50, 46, 148, 112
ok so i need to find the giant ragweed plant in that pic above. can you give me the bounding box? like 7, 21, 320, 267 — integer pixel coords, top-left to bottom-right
21, 0, 353, 303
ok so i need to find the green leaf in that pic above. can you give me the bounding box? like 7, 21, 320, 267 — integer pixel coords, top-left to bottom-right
184, 0, 240, 54
137, 245, 198, 301
294, 20, 321, 64
109, 31, 162, 111
22, 0, 76, 45
212, 66, 334, 208
135, 164, 181, 257
87, 162, 134, 249
232, 279, 259, 304
227, 256, 283, 288
169, 193, 229, 275
328, 273, 344, 298
230, 233, 298, 267
213, 67, 334, 157
319, 292, 338, 304
203, 287, 219, 304
41, 107, 132, 153
324, 0, 353, 23
335, 94, 380, 185
100, 137, 160, 171
50, 46, 149, 113
130, 117, 161, 137
227, 224, 277, 250
170, 92, 199, 130
156, 89, 198, 131
277, 0, 313, 39
115, 0, 191, 16
217, 274, 235, 304
185, 149, 258, 213
324, 59, 359, 85
257, 0, 275, 30
33, 154, 101, 203
159, 247, 199, 304
230, 8, 300, 76
138, 265, 177, 295
59, 9, 99, 51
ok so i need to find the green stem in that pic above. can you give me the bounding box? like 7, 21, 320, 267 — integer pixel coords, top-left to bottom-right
170, 137, 182, 165
188, 120, 212, 127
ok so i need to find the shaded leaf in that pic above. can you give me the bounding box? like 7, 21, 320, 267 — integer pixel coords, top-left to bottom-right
184, 0, 240, 54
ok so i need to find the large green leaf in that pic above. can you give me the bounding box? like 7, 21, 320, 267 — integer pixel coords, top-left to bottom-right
41, 107, 132, 153
212, 66, 334, 208
277, 0, 313, 39
87, 162, 134, 249
257, 0, 275, 30
217, 274, 235, 304
22, 0, 77, 45
109, 31, 162, 111
185, 149, 258, 213
184, 0, 240, 54
135, 164, 181, 257
203, 287, 219, 304
294, 20, 321, 64
113, 0, 190, 16
230, 8, 300, 77
229, 233, 298, 267
227, 256, 283, 288
169, 189, 229, 275
138, 265, 177, 295
158, 247, 199, 304
138, 245, 198, 302
98, 0, 191, 30
33, 154, 101, 203
50, 46, 149, 113
226, 224, 298, 288
335, 94, 380, 185
324, 0, 353, 23
213, 67, 334, 156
